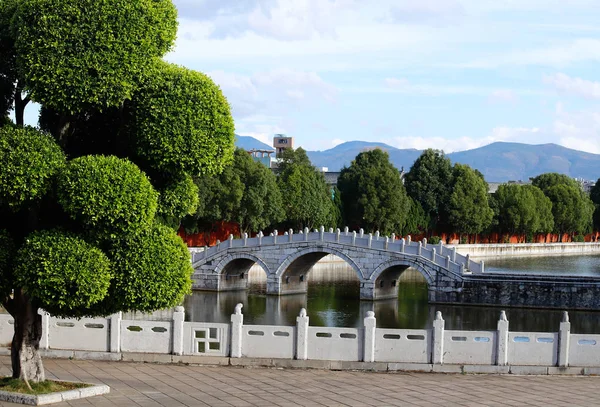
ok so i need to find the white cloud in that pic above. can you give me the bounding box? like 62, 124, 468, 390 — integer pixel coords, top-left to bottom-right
488, 89, 519, 104
387, 0, 465, 25
553, 104, 600, 154
207, 69, 336, 119
543, 73, 600, 99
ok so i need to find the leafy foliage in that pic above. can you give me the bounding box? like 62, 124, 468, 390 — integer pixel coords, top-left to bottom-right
590, 178, 600, 206
0, 0, 18, 118
404, 149, 453, 231
105, 223, 192, 313
401, 198, 430, 236
56, 156, 158, 241
14, 230, 111, 318
447, 164, 493, 236
277, 148, 334, 230
14, 0, 177, 112
493, 184, 554, 237
130, 61, 235, 176
157, 173, 199, 225
0, 126, 65, 210
337, 148, 409, 235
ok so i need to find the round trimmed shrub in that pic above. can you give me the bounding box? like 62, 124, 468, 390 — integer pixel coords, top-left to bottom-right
14, 0, 178, 112
0, 126, 66, 210
157, 174, 199, 219
56, 155, 158, 241
14, 230, 111, 317
107, 223, 192, 312
131, 61, 235, 176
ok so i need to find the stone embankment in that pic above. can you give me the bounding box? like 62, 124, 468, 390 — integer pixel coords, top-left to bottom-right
451, 242, 600, 258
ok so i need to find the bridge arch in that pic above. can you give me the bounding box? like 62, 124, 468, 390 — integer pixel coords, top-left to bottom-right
275, 246, 365, 281
369, 259, 435, 286
214, 253, 271, 276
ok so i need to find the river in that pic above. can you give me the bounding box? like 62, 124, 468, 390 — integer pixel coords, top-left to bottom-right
176, 254, 600, 334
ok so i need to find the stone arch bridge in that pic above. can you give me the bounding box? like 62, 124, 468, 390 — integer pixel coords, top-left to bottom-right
191, 227, 483, 301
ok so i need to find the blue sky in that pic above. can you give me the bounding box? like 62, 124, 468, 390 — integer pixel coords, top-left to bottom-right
20, 0, 600, 154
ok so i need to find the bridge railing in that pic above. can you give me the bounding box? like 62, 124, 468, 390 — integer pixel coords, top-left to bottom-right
4, 307, 590, 370
191, 227, 484, 275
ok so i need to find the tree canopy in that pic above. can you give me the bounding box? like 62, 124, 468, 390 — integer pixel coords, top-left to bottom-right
447, 164, 493, 238
337, 148, 410, 235
277, 148, 335, 230
0, 0, 234, 383
404, 149, 453, 232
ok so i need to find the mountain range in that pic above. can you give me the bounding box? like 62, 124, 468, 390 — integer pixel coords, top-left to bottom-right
234, 135, 600, 182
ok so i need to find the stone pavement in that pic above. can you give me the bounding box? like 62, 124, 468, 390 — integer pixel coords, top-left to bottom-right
1, 356, 599, 407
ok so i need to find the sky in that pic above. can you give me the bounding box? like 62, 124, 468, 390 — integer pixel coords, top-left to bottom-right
19, 0, 600, 154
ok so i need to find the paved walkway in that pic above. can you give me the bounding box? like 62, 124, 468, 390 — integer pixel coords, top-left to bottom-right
0, 357, 599, 406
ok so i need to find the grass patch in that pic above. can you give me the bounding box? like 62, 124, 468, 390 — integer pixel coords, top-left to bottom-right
0, 377, 89, 395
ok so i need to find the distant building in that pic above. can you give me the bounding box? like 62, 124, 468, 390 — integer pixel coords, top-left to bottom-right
273, 134, 293, 156
248, 148, 276, 168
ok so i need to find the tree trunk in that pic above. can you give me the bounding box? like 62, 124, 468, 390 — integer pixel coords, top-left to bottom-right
10, 291, 45, 383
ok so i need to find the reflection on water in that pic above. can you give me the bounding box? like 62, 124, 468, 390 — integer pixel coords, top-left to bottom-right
183, 256, 600, 334
484, 254, 600, 276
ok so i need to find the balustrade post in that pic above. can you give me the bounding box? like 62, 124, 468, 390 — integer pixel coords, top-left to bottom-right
336, 228, 341, 242
400, 238, 405, 253
359, 228, 364, 238
289, 229, 293, 242
497, 311, 509, 366
304, 227, 309, 241
273, 230, 278, 244
384, 237, 389, 250
352, 231, 357, 245
329, 227, 334, 233
110, 312, 122, 353
558, 311, 571, 367
258, 231, 263, 246
439, 241, 443, 255
422, 237, 427, 247
432, 248, 436, 261
480, 260, 485, 273
417, 242, 422, 256
320, 226, 325, 241
228, 234, 233, 248
296, 308, 309, 360
172, 306, 185, 355
445, 255, 450, 268
344, 226, 349, 236
407, 235, 412, 245
374, 231, 380, 240
39, 309, 49, 350
243, 233, 248, 247
452, 247, 456, 262
368, 233, 373, 248
432, 311, 445, 364
390, 233, 395, 241
363, 311, 376, 363
231, 304, 244, 358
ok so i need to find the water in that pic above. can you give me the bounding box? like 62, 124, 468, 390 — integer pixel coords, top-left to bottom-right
183, 255, 600, 334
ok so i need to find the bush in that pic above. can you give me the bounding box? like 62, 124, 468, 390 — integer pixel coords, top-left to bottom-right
573, 235, 585, 242
14, 230, 111, 318
105, 223, 192, 313
0, 126, 65, 210
130, 61, 235, 176
460, 236, 468, 244
157, 174, 199, 220
56, 155, 158, 242
429, 236, 441, 245
15, 0, 177, 111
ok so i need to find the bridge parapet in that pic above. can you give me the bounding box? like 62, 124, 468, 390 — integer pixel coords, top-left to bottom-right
190, 226, 484, 275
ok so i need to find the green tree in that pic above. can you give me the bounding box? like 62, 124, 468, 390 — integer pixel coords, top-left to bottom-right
0, 0, 234, 383
493, 184, 553, 241
337, 149, 410, 235
532, 173, 594, 240
401, 198, 430, 237
447, 164, 493, 241
277, 148, 334, 230
591, 179, 600, 233
404, 149, 453, 232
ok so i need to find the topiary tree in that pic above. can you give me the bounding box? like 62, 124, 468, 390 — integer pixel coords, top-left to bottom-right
0, 0, 234, 384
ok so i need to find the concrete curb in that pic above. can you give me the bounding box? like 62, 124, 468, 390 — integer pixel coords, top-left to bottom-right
0, 382, 109, 405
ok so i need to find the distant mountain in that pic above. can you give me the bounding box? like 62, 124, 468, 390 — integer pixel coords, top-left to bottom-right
234, 137, 600, 182
234, 134, 273, 151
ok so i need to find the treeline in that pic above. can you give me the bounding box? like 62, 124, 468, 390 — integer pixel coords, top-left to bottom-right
182, 147, 600, 243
